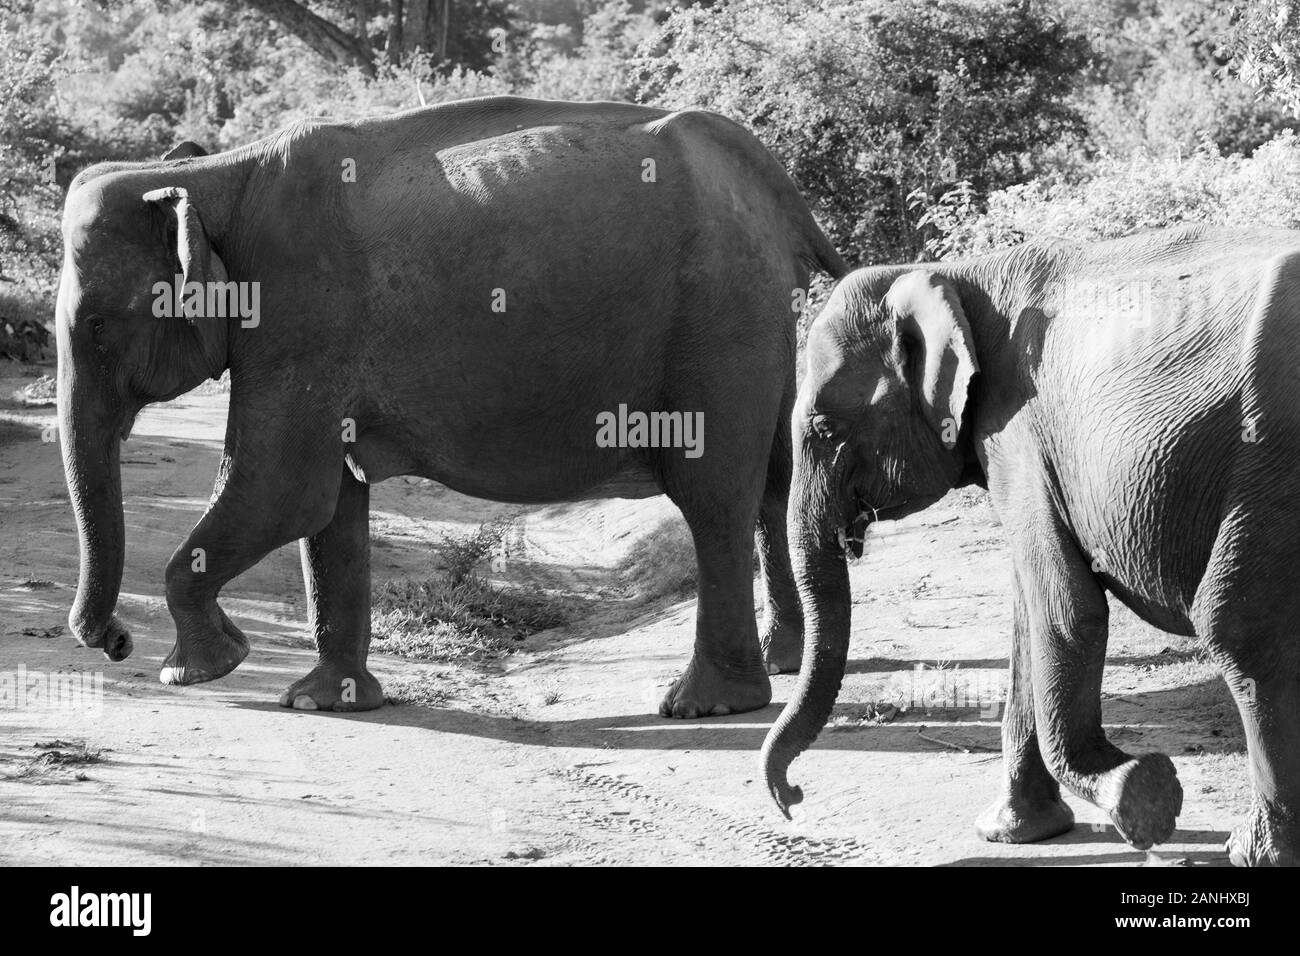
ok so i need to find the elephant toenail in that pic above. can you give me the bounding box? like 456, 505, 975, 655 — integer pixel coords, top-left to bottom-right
292, 695, 318, 711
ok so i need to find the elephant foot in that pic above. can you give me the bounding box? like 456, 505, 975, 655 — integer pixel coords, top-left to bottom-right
975, 791, 1075, 844
760, 620, 803, 675
72, 613, 134, 662
658, 654, 771, 718
1226, 802, 1300, 867
278, 661, 384, 712
1096, 753, 1183, 850
159, 606, 249, 685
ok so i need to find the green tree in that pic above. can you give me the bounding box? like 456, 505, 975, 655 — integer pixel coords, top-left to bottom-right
1231, 0, 1300, 110
217, 0, 516, 74
72, 0, 518, 74
1068, 0, 1297, 158
0, 9, 68, 320
636, 0, 1092, 264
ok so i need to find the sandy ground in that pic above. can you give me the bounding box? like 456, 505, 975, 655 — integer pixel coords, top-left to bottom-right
0, 358, 1250, 866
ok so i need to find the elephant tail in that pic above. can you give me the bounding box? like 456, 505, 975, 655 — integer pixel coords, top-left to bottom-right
803, 221, 850, 281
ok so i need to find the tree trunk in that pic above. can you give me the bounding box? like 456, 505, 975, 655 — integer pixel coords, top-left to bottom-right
387, 0, 404, 65
400, 0, 451, 63
405, 0, 430, 53
237, 0, 376, 75
438, 0, 451, 62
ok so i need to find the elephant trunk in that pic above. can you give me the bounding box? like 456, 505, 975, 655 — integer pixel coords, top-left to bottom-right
58, 353, 132, 661
760, 445, 853, 817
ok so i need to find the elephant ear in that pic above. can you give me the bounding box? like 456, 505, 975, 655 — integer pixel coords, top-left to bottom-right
161, 141, 208, 161
884, 270, 979, 448
142, 186, 228, 323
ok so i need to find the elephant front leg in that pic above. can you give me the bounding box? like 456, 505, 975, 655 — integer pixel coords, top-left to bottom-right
160, 568, 251, 686
1017, 527, 1182, 850
976, 576, 1074, 843
280, 464, 384, 712
162, 416, 343, 687
161, 490, 281, 685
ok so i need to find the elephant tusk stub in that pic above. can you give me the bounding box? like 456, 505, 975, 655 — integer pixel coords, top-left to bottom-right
838, 509, 873, 559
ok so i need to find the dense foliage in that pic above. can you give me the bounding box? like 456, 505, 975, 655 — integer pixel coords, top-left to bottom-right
1233, 0, 1300, 112
918, 133, 1300, 257
636, 0, 1092, 263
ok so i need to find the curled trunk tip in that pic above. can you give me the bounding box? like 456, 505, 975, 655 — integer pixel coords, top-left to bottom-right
760, 740, 805, 819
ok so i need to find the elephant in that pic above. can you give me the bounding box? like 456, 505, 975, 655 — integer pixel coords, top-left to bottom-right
55, 95, 847, 719
760, 225, 1300, 866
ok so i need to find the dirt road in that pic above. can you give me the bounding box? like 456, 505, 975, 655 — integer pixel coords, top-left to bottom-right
0, 361, 1246, 865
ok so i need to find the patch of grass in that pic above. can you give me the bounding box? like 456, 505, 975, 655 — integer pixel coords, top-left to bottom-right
828, 701, 901, 730
617, 515, 697, 599
371, 574, 566, 664
383, 671, 452, 707
438, 514, 520, 585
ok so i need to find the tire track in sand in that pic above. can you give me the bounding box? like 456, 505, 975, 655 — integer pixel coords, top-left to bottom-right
551, 766, 883, 866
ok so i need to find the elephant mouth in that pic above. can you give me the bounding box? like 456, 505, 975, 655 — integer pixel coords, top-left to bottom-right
837, 496, 876, 559
838, 498, 923, 558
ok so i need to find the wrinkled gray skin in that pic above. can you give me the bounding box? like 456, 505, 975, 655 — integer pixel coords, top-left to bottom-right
56, 96, 846, 718
762, 226, 1300, 866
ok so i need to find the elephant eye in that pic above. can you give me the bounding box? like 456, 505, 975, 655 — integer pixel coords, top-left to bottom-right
811, 414, 840, 441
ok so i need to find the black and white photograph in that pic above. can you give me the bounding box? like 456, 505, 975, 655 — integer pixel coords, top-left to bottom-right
0, 0, 1292, 920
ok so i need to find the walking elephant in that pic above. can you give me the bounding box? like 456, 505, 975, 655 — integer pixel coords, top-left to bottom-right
55, 96, 846, 719
761, 226, 1300, 866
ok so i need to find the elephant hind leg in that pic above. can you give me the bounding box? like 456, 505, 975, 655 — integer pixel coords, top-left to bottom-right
756, 375, 803, 675
281, 462, 384, 712
650, 313, 789, 718
1193, 506, 1300, 867
1010, 501, 1182, 850
656, 430, 773, 720
1217, 664, 1300, 867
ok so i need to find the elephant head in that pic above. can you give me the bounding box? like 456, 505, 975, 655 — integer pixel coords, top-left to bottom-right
761, 268, 980, 814
56, 143, 234, 660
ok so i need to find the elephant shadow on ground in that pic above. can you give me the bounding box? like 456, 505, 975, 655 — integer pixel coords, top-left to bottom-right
942, 823, 1234, 867
230, 670, 1244, 758
847, 650, 1210, 673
